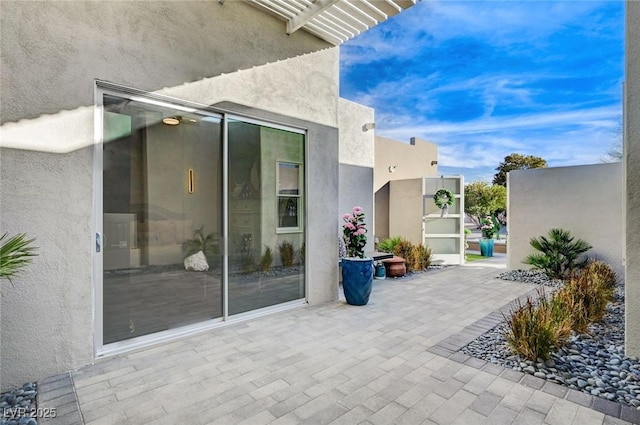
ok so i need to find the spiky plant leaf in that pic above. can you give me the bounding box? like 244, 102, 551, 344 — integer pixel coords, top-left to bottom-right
0, 233, 38, 282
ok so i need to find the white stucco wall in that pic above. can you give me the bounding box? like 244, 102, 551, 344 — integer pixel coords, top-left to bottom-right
338, 99, 375, 168
507, 163, 624, 278
624, 0, 640, 356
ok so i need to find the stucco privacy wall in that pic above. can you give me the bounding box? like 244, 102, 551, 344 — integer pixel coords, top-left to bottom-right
0, 2, 339, 390
338, 99, 375, 252
507, 163, 624, 278
374, 136, 438, 241
389, 179, 424, 245
374, 136, 438, 191
0, 0, 330, 125
625, 0, 640, 356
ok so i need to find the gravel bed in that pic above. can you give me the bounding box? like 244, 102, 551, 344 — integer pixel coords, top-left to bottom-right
497, 269, 563, 289
1, 383, 38, 425
462, 271, 640, 410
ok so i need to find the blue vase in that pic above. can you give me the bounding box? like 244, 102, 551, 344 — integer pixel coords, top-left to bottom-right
341, 258, 374, 305
479, 238, 495, 257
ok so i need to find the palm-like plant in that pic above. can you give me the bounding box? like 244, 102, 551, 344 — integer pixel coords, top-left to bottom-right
524, 228, 592, 280
182, 226, 219, 259
0, 232, 38, 283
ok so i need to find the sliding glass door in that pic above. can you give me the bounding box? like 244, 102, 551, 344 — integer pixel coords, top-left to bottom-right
228, 119, 305, 315
101, 94, 223, 344
98, 88, 306, 350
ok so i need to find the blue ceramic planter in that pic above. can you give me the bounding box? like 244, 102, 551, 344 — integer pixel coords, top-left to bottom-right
480, 238, 495, 257
342, 258, 374, 305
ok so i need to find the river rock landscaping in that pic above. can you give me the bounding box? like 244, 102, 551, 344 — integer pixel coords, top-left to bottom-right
461, 269, 640, 410
0, 382, 38, 425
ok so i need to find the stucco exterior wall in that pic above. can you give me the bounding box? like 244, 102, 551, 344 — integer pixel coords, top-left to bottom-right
507, 163, 624, 278
338, 99, 375, 168
337, 99, 375, 252
0, 0, 330, 125
0, 1, 340, 390
374, 136, 438, 192
374, 136, 438, 242
388, 179, 424, 245
625, 0, 640, 356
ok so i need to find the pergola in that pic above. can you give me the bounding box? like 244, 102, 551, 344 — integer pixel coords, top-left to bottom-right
249, 0, 416, 45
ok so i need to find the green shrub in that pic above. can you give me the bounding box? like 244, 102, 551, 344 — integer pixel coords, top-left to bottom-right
299, 243, 305, 266
259, 246, 273, 272
524, 228, 592, 280
503, 291, 571, 361
378, 237, 402, 253
279, 240, 295, 267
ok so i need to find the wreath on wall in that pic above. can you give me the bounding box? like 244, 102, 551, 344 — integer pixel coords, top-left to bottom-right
434, 189, 455, 209
434, 188, 455, 217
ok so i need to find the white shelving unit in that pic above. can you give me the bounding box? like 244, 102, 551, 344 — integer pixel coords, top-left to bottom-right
422, 176, 465, 265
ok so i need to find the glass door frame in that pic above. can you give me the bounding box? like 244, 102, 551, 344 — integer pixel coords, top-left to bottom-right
93, 81, 308, 358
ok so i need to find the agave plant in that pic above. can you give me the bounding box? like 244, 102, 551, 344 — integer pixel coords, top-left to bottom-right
524, 228, 592, 280
0, 232, 38, 284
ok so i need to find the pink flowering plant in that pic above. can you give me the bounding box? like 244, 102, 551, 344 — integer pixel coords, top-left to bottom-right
481, 216, 497, 239
342, 206, 367, 258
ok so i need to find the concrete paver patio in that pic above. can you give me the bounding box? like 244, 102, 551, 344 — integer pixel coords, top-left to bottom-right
43, 256, 636, 424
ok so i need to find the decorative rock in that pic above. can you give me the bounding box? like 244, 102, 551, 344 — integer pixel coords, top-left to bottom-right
184, 251, 209, 271
460, 274, 640, 410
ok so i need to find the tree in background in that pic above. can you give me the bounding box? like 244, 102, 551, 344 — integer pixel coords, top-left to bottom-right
493, 153, 548, 186
464, 181, 506, 228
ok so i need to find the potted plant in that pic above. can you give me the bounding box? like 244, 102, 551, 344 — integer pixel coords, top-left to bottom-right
479, 216, 496, 257
341, 206, 373, 305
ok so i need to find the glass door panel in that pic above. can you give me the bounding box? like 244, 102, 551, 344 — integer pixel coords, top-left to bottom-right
102, 94, 222, 344
228, 120, 305, 315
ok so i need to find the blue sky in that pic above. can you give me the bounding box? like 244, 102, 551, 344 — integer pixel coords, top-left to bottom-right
339, 0, 625, 182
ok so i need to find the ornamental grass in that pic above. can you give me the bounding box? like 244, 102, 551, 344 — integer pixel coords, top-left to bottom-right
393, 239, 414, 271
560, 267, 615, 333
503, 290, 572, 361
410, 244, 432, 271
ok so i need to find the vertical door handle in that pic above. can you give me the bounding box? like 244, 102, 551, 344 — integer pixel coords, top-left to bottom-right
96, 232, 101, 253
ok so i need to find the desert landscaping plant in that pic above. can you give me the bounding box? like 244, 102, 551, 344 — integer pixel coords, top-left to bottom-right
377, 236, 402, 253
503, 290, 571, 361
278, 240, 295, 267
410, 244, 432, 271
183, 226, 219, 260
559, 268, 615, 333
524, 228, 592, 280
393, 238, 415, 271
259, 246, 273, 272
0, 232, 38, 285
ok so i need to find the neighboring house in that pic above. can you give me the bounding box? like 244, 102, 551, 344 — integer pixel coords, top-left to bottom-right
0, 0, 415, 390
374, 136, 438, 243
